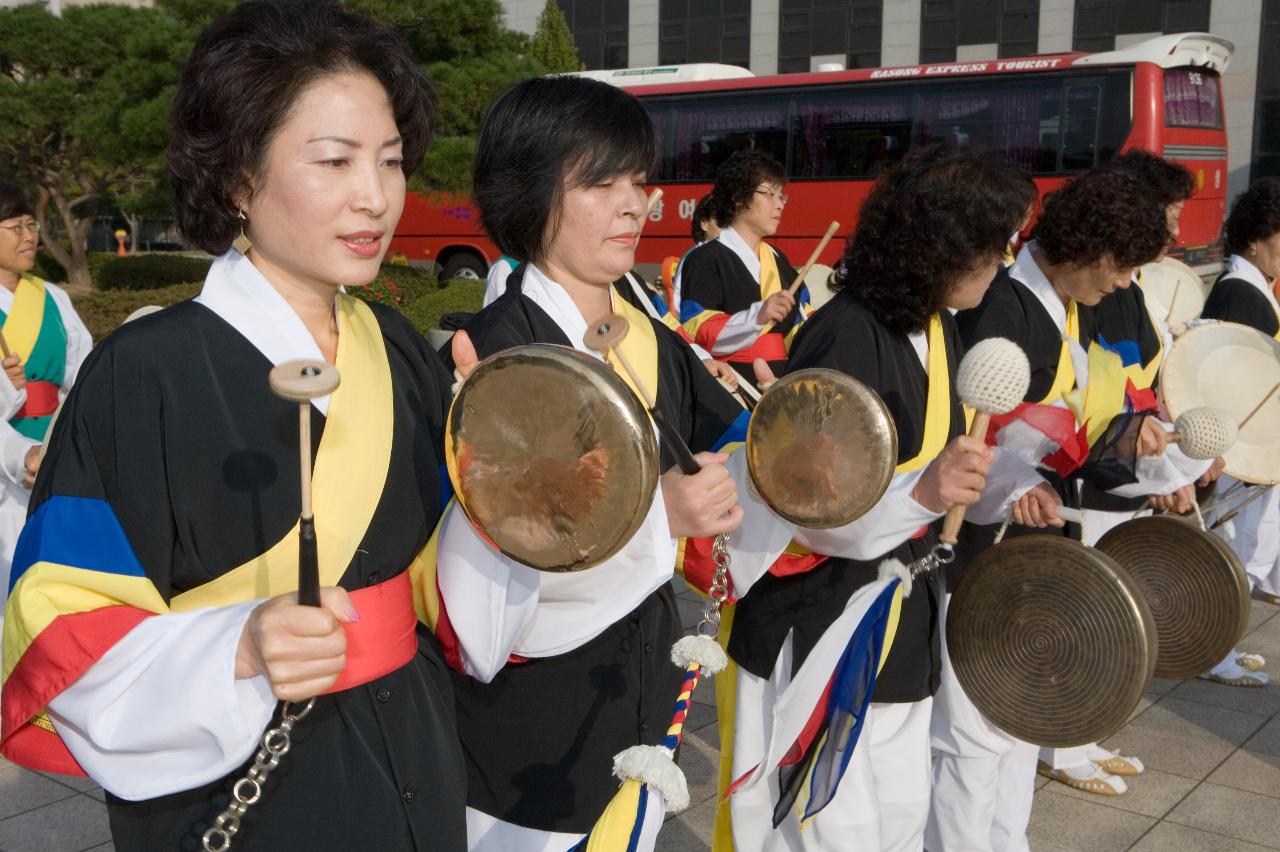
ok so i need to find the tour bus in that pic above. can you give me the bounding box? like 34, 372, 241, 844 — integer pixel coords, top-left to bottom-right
392, 32, 1233, 280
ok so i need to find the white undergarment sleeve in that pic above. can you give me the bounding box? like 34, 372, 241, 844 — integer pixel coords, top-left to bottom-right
1106, 421, 1212, 498
706, 301, 769, 356
791, 468, 942, 561
722, 449, 800, 597
966, 447, 1045, 525
435, 502, 543, 683
47, 600, 276, 801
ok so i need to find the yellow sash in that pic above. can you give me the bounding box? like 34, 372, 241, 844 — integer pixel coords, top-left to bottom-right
608, 293, 660, 409
758, 244, 782, 300
896, 314, 950, 473
1038, 299, 1079, 405
174, 295, 394, 609
2, 275, 47, 361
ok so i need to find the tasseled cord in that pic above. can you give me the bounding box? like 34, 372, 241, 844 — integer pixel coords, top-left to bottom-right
610, 636, 729, 814
879, 558, 911, 597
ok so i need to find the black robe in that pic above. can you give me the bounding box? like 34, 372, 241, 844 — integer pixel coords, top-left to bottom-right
1202, 272, 1280, 338
32, 301, 467, 851
679, 239, 802, 380
728, 291, 966, 704
441, 267, 746, 834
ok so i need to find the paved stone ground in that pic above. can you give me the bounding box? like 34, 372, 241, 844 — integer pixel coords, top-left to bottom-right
3, 586, 1279, 851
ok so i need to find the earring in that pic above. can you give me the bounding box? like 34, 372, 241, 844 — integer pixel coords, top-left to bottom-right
1251, 245, 1258, 257
232, 210, 253, 255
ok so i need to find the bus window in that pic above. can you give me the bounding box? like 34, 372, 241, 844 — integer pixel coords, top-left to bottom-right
1164, 68, 1223, 129
659, 92, 790, 180
1061, 83, 1101, 170
913, 79, 1061, 172
791, 88, 913, 178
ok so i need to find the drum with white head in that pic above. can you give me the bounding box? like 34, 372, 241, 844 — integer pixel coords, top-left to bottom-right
1138, 256, 1208, 335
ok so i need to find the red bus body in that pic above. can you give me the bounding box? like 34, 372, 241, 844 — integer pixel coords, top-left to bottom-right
391, 34, 1231, 278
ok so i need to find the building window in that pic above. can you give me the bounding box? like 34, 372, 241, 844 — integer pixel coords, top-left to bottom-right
659, 0, 752, 68
776, 0, 882, 75
559, 0, 629, 70
919, 0, 1039, 64
1073, 0, 1210, 53
1254, 0, 1280, 180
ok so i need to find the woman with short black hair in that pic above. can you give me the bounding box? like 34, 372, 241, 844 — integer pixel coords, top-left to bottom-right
437, 74, 800, 849
677, 149, 805, 382
720, 144, 1050, 851
0, 180, 92, 659
0, 2, 466, 849
1205, 176, 1280, 338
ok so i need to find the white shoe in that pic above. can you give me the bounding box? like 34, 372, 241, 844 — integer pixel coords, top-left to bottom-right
1038, 760, 1127, 795
1086, 744, 1144, 776
1201, 657, 1269, 687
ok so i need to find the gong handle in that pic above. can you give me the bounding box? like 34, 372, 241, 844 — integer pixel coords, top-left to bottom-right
651, 407, 702, 475
296, 401, 320, 607
939, 411, 991, 545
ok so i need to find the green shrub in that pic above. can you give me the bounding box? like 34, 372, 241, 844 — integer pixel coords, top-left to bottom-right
72, 283, 201, 341
30, 251, 67, 283
97, 254, 213, 291
400, 278, 483, 336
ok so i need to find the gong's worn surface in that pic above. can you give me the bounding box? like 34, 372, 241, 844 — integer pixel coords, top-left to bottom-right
446, 344, 659, 572
1095, 515, 1250, 679
948, 536, 1156, 748
746, 368, 897, 528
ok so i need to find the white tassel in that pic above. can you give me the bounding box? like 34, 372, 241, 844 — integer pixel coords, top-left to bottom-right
879, 558, 911, 597
671, 634, 728, 675
612, 745, 690, 813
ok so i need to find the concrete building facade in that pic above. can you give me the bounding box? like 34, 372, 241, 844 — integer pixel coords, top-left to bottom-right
502, 0, 1280, 200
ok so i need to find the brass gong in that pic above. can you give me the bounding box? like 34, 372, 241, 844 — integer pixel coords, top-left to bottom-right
747, 368, 897, 528
1095, 516, 1250, 679
445, 344, 659, 572
948, 536, 1157, 748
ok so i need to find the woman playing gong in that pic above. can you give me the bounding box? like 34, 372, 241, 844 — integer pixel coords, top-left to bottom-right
718, 144, 1049, 851
435, 75, 800, 850
1, 2, 466, 848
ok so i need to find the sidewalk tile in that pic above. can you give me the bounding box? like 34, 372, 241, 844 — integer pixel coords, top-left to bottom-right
1167, 678, 1280, 717
1167, 783, 1280, 848
656, 798, 717, 850
1100, 698, 1266, 779
1130, 820, 1274, 851
1027, 789, 1155, 850
0, 795, 112, 852
1206, 750, 1280, 799
0, 761, 79, 821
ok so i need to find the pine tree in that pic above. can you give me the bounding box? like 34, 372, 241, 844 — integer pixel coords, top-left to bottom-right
531, 0, 583, 73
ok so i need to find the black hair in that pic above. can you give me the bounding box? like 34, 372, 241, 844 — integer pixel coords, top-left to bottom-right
168, 0, 435, 254
0, 181, 33, 223
1225, 177, 1280, 257
473, 75, 656, 262
1107, 149, 1196, 207
832, 143, 1030, 334
691, 193, 716, 243
1033, 168, 1169, 268
711, 149, 788, 228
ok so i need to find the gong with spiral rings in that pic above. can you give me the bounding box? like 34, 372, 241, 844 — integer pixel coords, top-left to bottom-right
1095, 516, 1250, 679
948, 536, 1157, 748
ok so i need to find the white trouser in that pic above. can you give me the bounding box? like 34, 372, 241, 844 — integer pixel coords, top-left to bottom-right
927, 594, 1036, 852
0, 485, 30, 676
731, 697, 934, 852
1211, 479, 1280, 597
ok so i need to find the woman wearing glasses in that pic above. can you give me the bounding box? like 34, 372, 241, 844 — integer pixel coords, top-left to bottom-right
677, 149, 808, 382
0, 180, 92, 646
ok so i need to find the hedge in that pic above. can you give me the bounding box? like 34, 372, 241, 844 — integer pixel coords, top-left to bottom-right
70, 267, 484, 343
96, 254, 214, 291
73, 283, 202, 341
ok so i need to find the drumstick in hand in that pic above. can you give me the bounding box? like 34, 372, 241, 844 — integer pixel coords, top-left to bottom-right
939, 338, 1031, 545
762, 221, 839, 333
1238, 382, 1280, 434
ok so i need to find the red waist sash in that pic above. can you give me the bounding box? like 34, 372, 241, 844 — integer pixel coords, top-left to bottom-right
321, 570, 418, 694
15, 381, 58, 419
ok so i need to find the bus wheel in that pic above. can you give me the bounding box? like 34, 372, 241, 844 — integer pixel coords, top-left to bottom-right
440, 253, 485, 281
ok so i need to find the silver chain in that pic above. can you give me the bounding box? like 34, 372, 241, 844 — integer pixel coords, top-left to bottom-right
908, 542, 955, 579
696, 533, 732, 637
200, 698, 315, 852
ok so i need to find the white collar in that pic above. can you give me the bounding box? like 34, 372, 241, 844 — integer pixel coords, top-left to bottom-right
519, 263, 613, 361
716, 225, 762, 281
1008, 242, 1069, 332
194, 252, 336, 415
1226, 254, 1280, 316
